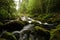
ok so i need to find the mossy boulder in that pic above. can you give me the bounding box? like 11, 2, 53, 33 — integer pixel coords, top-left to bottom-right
50, 29, 60, 40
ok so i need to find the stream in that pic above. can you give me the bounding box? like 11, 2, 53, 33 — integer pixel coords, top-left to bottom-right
0, 16, 55, 40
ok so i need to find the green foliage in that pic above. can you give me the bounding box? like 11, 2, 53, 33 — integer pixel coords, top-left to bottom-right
19, 0, 60, 27
0, 0, 60, 40
27, 0, 60, 14
20, 0, 60, 40
0, 0, 16, 20
20, 0, 28, 13
27, 0, 42, 14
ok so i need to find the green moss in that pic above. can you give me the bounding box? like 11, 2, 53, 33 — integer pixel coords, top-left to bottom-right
0, 38, 6, 40
0, 22, 3, 25
50, 24, 60, 40
1, 32, 17, 40
50, 30, 60, 40
35, 26, 49, 32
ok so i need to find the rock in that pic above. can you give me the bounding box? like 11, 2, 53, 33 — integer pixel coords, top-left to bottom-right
51, 30, 60, 40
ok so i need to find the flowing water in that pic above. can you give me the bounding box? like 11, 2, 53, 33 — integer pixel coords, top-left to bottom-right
0, 16, 54, 40
12, 24, 34, 40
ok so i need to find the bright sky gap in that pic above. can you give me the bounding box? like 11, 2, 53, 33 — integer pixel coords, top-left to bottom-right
14, 0, 22, 10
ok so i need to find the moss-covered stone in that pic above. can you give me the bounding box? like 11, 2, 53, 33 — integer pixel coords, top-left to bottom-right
50, 29, 60, 40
